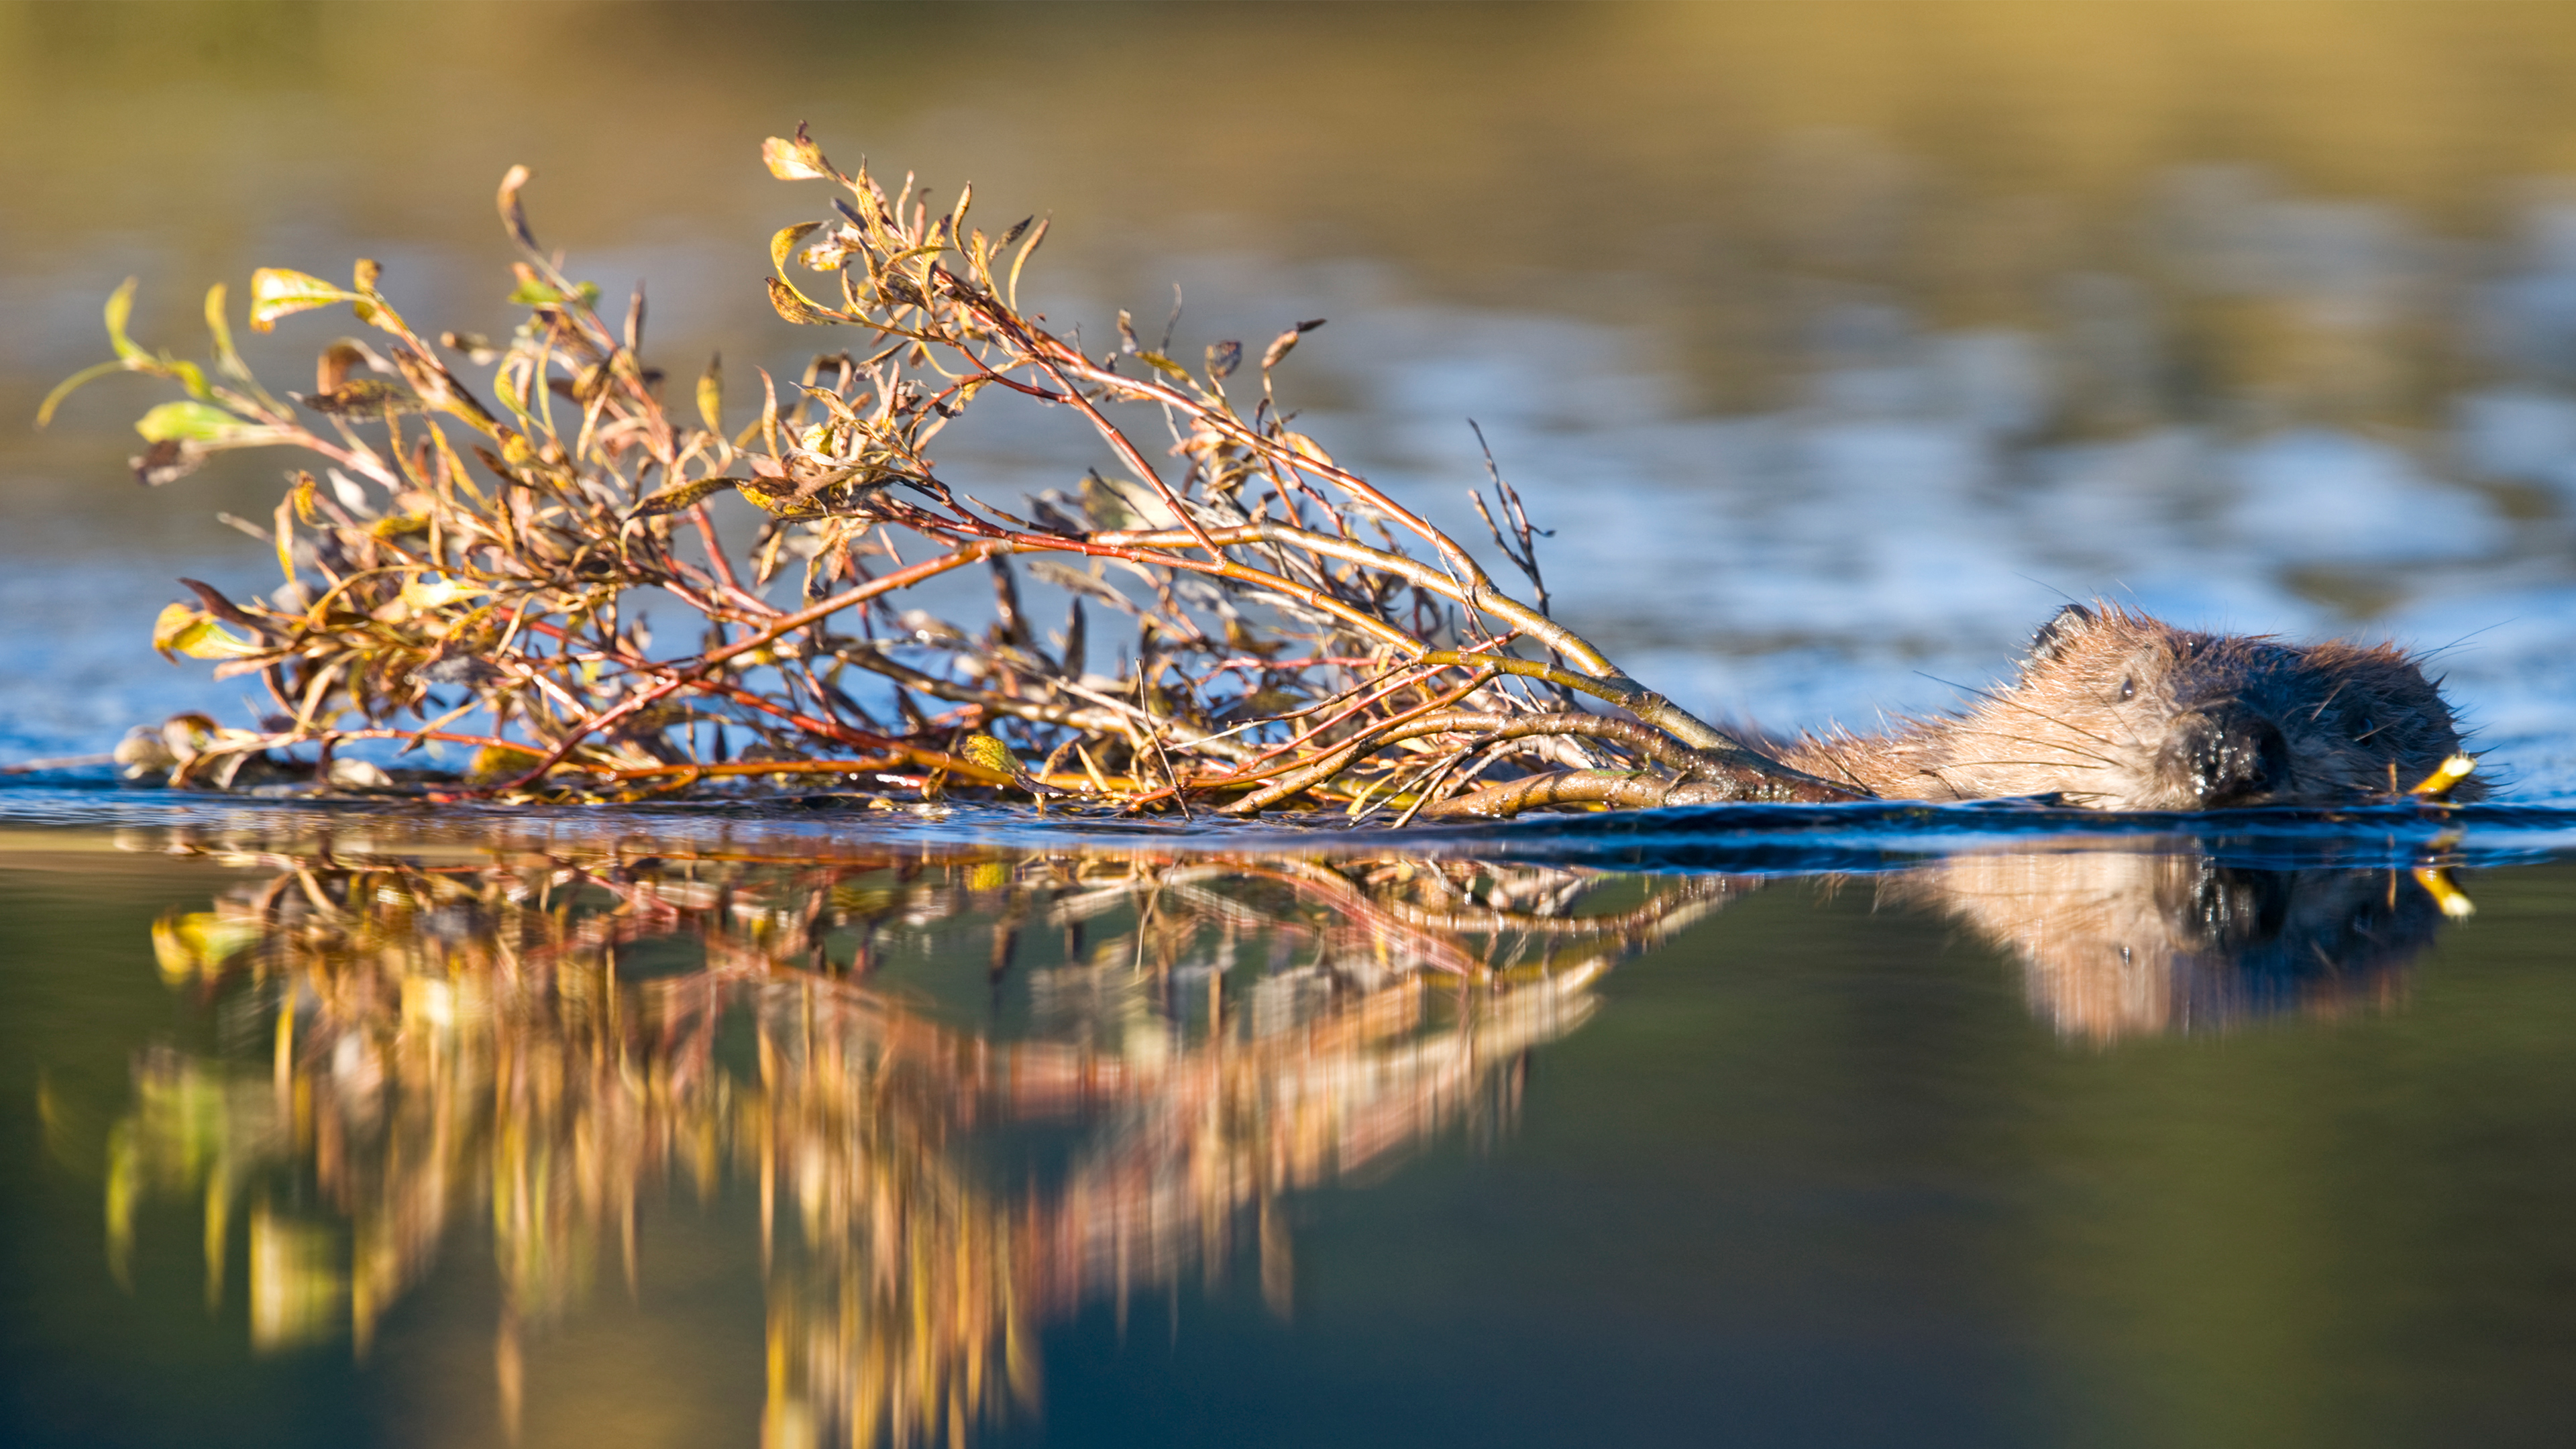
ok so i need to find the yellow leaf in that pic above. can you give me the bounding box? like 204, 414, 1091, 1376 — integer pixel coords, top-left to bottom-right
761, 127, 835, 181
204, 282, 253, 384
469, 745, 543, 783
628, 476, 741, 519
696, 353, 723, 434
400, 578, 484, 610
770, 221, 824, 275
151, 604, 264, 661
1283, 431, 1336, 468
152, 911, 264, 983
766, 277, 841, 326
960, 733, 1020, 777
103, 277, 142, 362
247, 268, 357, 333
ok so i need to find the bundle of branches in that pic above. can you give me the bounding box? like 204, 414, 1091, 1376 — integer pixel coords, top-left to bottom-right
46, 125, 1856, 820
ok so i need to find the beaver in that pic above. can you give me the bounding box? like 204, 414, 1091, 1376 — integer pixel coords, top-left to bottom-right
1777, 602, 2483, 809
1880, 851, 2445, 1040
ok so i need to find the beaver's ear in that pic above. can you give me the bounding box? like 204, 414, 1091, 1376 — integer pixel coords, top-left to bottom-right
2027, 604, 2096, 667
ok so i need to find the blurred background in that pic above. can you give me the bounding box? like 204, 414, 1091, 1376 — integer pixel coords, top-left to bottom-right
8, 0, 2576, 796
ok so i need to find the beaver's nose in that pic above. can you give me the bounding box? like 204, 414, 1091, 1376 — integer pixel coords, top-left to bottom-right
2163, 704, 2292, 807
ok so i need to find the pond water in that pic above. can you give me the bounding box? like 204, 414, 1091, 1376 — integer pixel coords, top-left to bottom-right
4, 798, 2576, 1449
8, 3, 2576, 1445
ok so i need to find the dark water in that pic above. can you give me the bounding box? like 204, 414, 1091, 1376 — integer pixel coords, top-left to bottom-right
4, 789, 2575, 1448
11, 3, 2576, 1444
9, 1, 2576, 794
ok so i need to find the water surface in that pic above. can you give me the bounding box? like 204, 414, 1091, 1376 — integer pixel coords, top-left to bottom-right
9, 5, 2576, 1444
7, 1, 2576, 794
5, 802, 2576, 1448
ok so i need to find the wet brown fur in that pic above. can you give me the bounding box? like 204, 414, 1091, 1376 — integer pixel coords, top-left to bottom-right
1779, 602, 2485, 810
1882, 852, 2436, 1040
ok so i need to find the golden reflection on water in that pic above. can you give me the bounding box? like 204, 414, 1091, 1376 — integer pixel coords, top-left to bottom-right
113, 831, 1709, 1446
95, 825, 2469, 1444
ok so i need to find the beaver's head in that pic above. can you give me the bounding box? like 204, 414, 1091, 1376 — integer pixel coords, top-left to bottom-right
1995, 602, 2480, 809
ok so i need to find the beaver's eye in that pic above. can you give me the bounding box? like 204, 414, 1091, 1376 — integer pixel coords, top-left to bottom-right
2353, 715, 2375, 741
2118, 676, 2135, 702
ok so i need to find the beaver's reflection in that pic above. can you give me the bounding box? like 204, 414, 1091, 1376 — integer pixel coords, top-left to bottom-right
1886, 851, 2461, 1041
108, 833, 1728, 1449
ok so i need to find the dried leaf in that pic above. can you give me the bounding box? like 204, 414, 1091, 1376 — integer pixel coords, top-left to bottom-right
1024, 559, 1138, 612
131, 439, 200, 488
495, 164, 539, 255
176, 578, 263, 630
627, 476, 740, 519
1134, 352, 1190, 381
1261, 318, 1328, 371
800, 229, 862, 272
317, 341, 366, 395
305, 378, 424, 419
1207, 340, 1242, 379
735, 475, 837, 517
766, 277, 842, 325
1282, 431, 1336, 468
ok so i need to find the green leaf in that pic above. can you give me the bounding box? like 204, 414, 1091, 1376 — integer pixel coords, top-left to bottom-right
134, 400, 252, 443
103, 278, 143, 362
167, 359, 213, 402
35, 360, 131, 429
508, 278, 600, 310
247, 268, 358, 333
